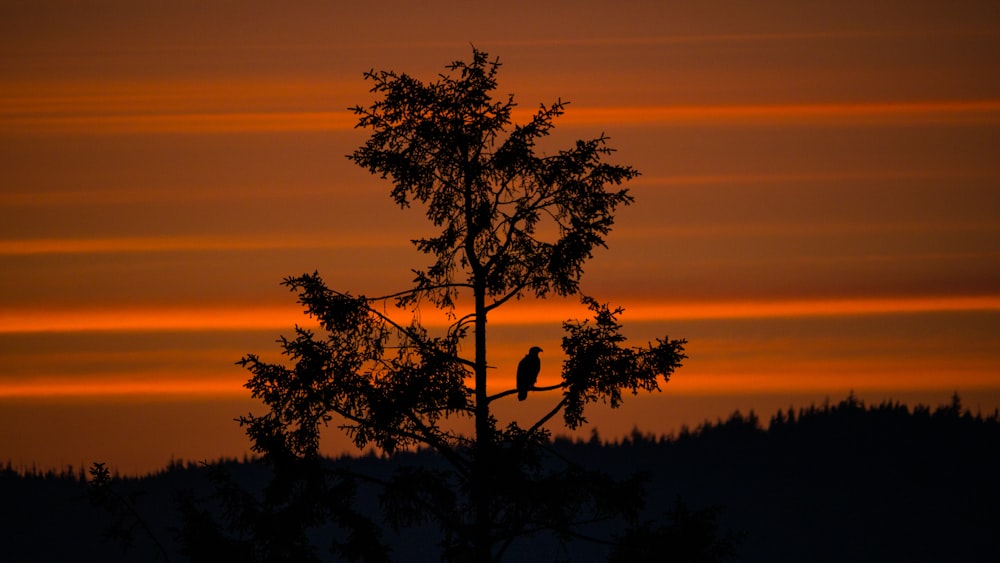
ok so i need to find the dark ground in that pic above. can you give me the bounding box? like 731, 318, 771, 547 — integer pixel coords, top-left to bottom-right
3, 394, 998, 562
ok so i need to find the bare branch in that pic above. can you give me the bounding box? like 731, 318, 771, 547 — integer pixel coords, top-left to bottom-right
487, 381, 565, 403
529, 397, 568, 435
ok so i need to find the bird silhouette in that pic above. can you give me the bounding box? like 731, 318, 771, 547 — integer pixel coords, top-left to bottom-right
516, 346, 543, 401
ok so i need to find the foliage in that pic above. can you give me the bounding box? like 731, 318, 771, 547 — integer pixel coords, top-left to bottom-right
561, 297, 686, 429
175, 461, 389, 563
88, 462, 172, 562
188, 48, 687, 562
609, 498, 740, 563
349, 48, 638, 308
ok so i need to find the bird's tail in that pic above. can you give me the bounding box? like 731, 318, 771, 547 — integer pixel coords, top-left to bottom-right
517, 390, 527, 401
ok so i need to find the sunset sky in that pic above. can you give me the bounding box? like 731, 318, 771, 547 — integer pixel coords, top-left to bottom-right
2, 1, 998, 474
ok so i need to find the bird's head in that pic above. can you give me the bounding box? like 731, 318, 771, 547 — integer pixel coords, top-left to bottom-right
529, 346, 543, 355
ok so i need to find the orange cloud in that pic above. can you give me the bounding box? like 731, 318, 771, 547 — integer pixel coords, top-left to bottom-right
660, 365, 1000, 395
0, 306, 309, 333
749, 295, 995, 318
3, 295, 998, 334
2, 111, 357, 135
487, 295, 1000, 324
632, 168, 1000, 187
4, 339, 994, 399
0, 377, 245, 399
5, 101, 998, 134
485, 28, 994, 48
555, 100, 1000, 127
0, 234, 404, 255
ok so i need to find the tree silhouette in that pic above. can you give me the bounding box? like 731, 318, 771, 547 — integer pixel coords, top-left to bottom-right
227, 48, 686, 562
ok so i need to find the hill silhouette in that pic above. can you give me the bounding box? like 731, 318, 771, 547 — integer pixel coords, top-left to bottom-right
2, 393, 997, 561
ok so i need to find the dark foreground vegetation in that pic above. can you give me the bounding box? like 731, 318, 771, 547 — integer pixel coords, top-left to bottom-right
3, 394, 998, 562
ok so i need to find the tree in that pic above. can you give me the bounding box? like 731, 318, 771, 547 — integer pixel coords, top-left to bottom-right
229, 48, 686, 562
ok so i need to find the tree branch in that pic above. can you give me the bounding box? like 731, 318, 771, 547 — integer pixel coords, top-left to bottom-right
529, 397, 568, 435
401, 411, 473, 478
371, 282, 474, 303
483, 282, 530, 314
364, 301, 477, 370
325, 400, 471, 475
332, 466, 469, 542
487, 382, 566, 403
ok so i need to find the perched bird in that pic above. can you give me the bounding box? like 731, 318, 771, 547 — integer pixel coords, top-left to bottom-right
516, 346, 543, 401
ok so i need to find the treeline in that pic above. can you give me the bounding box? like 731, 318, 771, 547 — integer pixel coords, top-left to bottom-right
2, 394, 997, 561
552, 392, 1000, 562
1, 460, 89, 482
578, 391, 998, 448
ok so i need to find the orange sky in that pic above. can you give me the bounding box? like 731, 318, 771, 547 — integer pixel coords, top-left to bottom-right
2, 1, 999, 474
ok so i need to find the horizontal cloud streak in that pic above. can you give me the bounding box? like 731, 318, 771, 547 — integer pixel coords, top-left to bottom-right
2, 111, 358, 135
0, 234, 405, 255
3, 309, 997, 399
563, 101, 1000, 127
0, 377, 246, 399
482, 28, 994, 48
5, 101, 998, 135
632, 169, 1000, 187
3, 295, 998, 334
0, 306, 309, 333
4, 220, 993, 257
7, 168, 995, 208
491, 296, 1000, 323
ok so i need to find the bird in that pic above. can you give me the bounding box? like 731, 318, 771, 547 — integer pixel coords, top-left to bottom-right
516, 346, 543, 401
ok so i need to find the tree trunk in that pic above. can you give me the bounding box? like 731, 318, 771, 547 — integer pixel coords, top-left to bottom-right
472, 281, 492, 561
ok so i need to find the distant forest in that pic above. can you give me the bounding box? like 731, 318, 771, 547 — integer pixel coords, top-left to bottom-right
3, 393, 998, 562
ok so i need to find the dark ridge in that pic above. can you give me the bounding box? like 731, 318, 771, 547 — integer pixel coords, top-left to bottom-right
2, 394, 997, 562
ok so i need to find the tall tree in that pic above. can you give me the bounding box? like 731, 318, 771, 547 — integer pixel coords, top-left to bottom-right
234, 48, 686, 562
